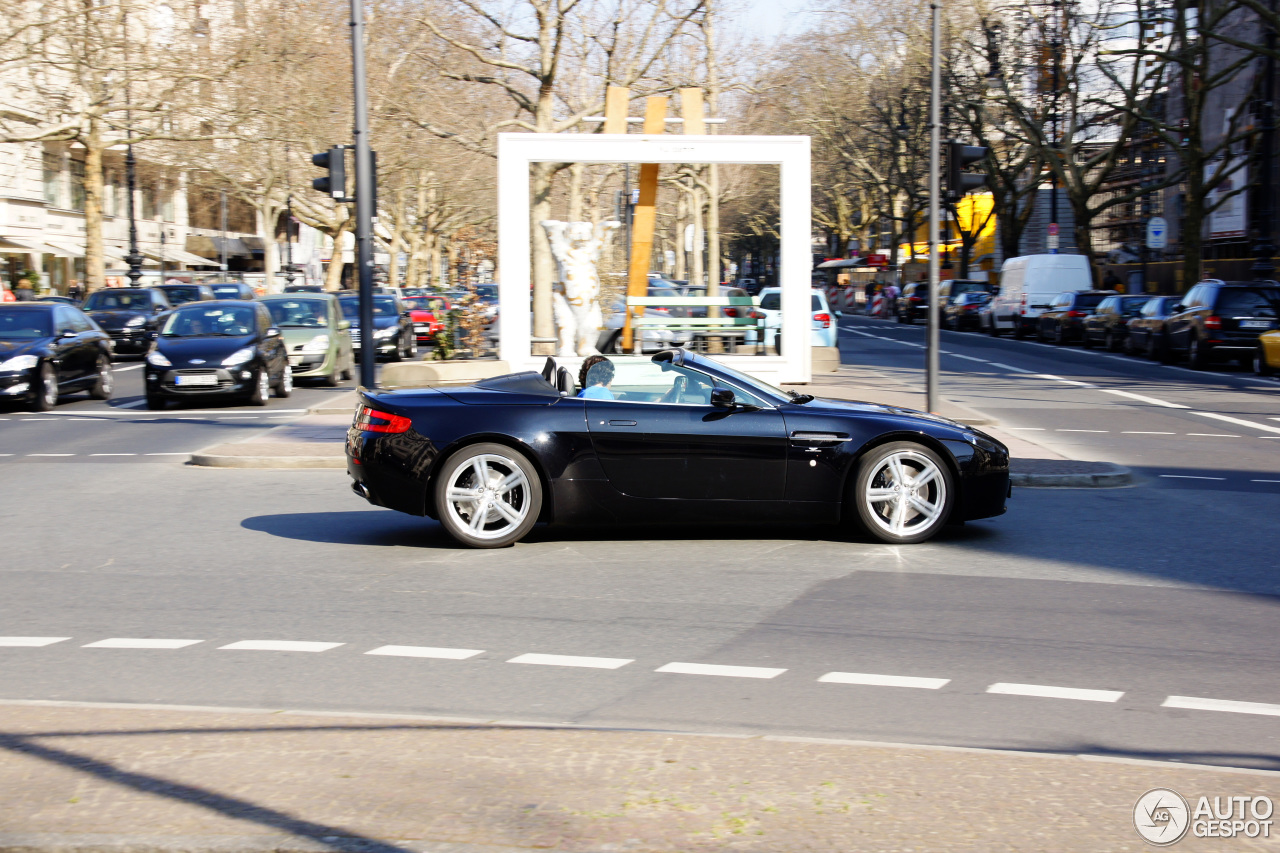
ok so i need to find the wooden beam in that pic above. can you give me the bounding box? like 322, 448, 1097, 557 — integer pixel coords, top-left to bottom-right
680, 88, 705, 134
603, 87, 629, 134
622, 96, 667, 351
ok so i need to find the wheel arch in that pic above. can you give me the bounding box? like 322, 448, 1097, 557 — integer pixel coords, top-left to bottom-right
840, 431, 965, 523
425, 432, 556, 523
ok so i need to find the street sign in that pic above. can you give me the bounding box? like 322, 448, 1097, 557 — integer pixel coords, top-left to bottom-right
1048, 223, 1059, 237
1047, 234, 1059, 251
1146, 216, 1168, 250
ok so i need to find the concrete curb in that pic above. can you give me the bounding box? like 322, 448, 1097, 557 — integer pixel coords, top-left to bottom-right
1010, 464, 1133, 489
188, 452, 344, 469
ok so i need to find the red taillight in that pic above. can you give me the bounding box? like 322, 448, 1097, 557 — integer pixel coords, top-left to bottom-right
1067, 310, 1087, 318
909, 295, 923, 302
814, 312, 832, 328
355, 405, 411, 434
724, 307, 737, 317
1205, 315, 1222, 331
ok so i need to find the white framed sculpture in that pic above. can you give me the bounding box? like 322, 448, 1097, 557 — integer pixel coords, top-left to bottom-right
541, 219, 620, 357
497, 133, 812, 384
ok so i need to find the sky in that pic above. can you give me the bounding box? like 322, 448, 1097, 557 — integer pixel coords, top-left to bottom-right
724, 0, 816, 43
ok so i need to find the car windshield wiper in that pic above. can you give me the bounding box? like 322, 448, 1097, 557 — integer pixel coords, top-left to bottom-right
787, 391, 814, 404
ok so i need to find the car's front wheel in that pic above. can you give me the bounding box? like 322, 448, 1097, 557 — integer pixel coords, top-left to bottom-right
89, 355, 113, 400
850, 441, 954, 545
248, 367, 270, 406
1188, 336, 1209, 370
274, 364, 293, 397
435, 443, 542, 548
31, 362, 58, 411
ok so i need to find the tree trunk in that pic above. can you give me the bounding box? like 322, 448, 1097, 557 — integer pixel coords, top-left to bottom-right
530, 160, 556, 353
388, 229, 401, 288
674, 192, 688, 280
83, 115, 106, 292
691, 184, 705, 288
324, 221, 350, 290
567, 162, 584, 222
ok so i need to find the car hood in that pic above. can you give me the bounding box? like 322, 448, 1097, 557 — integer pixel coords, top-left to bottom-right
279, 327, 332, 347
793, 395, 971, 428
87, 309, 149, 329
409, 310, 437, 321
0, 337, 50, 361
155, 334, 257, 366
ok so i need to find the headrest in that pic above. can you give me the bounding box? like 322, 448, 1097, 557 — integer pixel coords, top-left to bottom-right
540, 356, 556, 385
556, 366, 574, 396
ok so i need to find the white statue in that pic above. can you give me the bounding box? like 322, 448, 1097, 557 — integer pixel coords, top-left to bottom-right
541, 219, 621, 357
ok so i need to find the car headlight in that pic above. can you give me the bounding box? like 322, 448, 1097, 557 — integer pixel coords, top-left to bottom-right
222, 347, 256, 366
146, 351, 172, 367
374, 327, 396, 340
126, 316, 146, 327
0, 354, 38, 372
302, 334, 330, 353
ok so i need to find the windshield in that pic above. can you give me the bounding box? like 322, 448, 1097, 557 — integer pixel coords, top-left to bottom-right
265, 299, 328, 327
474, 286, 498, 301
338, 297, 398, 319
1119, 296, 1149, 313
0, 309, 53, 339
84, 291, 154, 311
210, 285, 244, 298
1219, 289, 1280, 317
402, 297, 447, 312
1075, 293, 1108, 309
161, 305, 256, 337
162, 286, 204, 304
678, 354, 792, 405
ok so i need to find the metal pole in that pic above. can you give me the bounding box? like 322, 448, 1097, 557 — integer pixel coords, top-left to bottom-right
124, 142, 142, 286
284, 195, 297, 286
219, 191, 228, 272
1049, 0, 1061, 254
926, 1, 941, 413
1253, 0, 1277, 277
350, 0, 376, 387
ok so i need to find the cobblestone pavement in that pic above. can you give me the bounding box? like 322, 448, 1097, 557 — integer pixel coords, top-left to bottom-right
1, 704, 1276, 853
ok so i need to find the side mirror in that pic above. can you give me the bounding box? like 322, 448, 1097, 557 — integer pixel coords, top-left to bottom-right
710, 388, 735, 409
266, 328, 281, 338
338, 320, 351, 331
1171, 304, 1185, 313
60, 329, 76, 338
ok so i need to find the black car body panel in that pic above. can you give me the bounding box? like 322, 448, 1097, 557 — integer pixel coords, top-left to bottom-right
1082, 295, 1150, 348
82, 288, 173, 354
1038, 290, 1116, 342
1164, 280, 1280, 364
346, 351, 1010, 533
0, 304, 112, 404
338, 294, 413, 360
157, 283, 216, 306
144, 300, 287, 400
1125, 296, 1181, 355
209, 282, 257, 300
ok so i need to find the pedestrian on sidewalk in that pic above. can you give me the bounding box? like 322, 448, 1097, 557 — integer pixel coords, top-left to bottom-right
863, 280, 876, 315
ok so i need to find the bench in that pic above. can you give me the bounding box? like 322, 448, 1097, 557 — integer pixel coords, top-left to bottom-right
624, 295, 764, 354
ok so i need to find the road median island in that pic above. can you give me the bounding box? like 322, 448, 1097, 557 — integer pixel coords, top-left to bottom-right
0, 703, 1273, 853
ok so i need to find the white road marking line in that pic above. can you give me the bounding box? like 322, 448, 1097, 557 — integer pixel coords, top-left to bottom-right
1187, 433, 1239, 438
1159, 474, 1226, 480
1122, 431, 1175, 435
83, 407, 309, 416
218, 640, 344, 652
89, 453, 136, 456
987, 362, 1035, 373
818, 672, 950, 689
987, 683, 1124, 703
111, 364, 145, 372
1192, 411, 1280, 435
17, 418, 59, 421
1005, 427, 1046, 431
508, 653, 633, 669
116, 401, 146, 408
0, 454, 12, 457
1030, 374, 1097, 387
949, 354, 990, 363
0, 637, 70, 647
145, 452, 194, 456
1099, 389, 1191, 409
1251, 479, 1280, 483
656, 662, 787, 679
26, 453, 74, 457
1057, 429, 1108, 433
83, 638, 202, 649
1162, 696, 1280, 717
366, 645, 484, 660
216, 416, 259, 420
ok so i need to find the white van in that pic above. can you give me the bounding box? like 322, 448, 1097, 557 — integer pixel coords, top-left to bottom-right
988, 254, 1093, 338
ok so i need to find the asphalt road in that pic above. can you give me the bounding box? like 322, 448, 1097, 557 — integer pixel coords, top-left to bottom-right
1, 332, 1278, 772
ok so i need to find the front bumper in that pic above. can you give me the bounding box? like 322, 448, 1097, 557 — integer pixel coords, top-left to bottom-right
0, 369, 34, 400
146, 366, 257, 396
105, 328, 150, 352
288, 350, 336, 378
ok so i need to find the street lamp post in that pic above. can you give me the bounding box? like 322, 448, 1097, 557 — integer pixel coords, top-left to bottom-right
284, 194, 297, 287
123, 140, 144, 287
926, 0, 941, 413
1253, 0, 1277, 277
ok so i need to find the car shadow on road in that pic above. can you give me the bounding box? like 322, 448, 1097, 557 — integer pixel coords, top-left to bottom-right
241, 511, 451, 548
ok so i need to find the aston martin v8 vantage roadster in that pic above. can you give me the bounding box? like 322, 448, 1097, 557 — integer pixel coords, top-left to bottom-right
346, 350, 1010, 548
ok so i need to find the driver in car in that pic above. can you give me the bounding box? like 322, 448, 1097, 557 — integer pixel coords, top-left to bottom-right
577, 355, 615, 400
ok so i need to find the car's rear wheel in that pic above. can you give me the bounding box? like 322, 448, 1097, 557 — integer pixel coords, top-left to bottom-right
31, 362, 58, 411
89, 355, 113, 400
850, 441, 954, 545
248, 367, 270, 406
1188, 336, 1209, 370
435, 443, 542, 548
987, 319, 1001, 337
1082, 329, 1094, 348
274, 364, 293, 397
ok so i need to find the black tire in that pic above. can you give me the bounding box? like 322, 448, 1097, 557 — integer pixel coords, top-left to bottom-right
1155, 333, 1171, 364
1082, 330, 1094, 349
1256, 347, 1274, 377
850, 441, 954, 545
89, 355, 113, 400
323, 365, 340, 387
31, 362, 57, 411
390, 336, 404, 362
434, 442, 543, 548
248, 367, 270, 406
903, 313, 914, 325
1036, 324, 1048, 343
1105, 330, 1118, 352
274, 364, 293, 398
896, 311, 904, 324
1013, 323, 1027, 340
987, 319, 1001, 337
145, 392, 167, 410
1188, 336, 1209, 370
1054, 324, 1067, 345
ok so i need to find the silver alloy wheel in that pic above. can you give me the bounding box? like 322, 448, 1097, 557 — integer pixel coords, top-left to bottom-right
257, 369, 270, 400
97, 358, 113, 395
280, 365, 293, 395
863, 449, 948, 538
40, 363, 57, 408
442, 453, 532, 541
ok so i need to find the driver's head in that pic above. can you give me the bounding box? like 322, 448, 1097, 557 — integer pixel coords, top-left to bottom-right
580, 354, 614, 388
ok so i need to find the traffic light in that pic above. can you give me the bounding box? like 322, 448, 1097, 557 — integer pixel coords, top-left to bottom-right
311, 146, 349, 201
945, 140, 989, 201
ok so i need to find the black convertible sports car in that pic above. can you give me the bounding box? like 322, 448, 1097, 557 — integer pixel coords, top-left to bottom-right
347, 350, 1011, 548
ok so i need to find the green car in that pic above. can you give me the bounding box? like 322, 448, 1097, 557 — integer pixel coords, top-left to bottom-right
261, 293, 355, 386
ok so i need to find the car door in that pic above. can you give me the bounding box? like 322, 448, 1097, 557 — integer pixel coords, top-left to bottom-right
51, 306, 90, 383
584, 360, 787, 501
257, 305, 285, 379
1168, 285, 1205, 351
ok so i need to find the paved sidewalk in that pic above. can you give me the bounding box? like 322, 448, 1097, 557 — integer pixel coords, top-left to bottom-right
1, 703, 1275, 853
185, 366, 1130, 487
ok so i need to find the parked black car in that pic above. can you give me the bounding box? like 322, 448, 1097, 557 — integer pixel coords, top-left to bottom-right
1124, 296, 1182, 358
82, 287, 173, 355
143, 300, 290, 409
209, 282, 257, 300
157, 283, 216, 306
942, 291, 991, 331
337, 294, 416, 361
1081, 294, 1150, 351
0, 303, 114, 410
1037, 290, 1116, 344
896, 281, 929, 324
1162, 280, 1280, 368
347, 350, 1010, 548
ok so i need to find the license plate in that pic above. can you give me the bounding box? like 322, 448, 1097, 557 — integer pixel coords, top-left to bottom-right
175, 374, 218, 386
415, 324, 429, 331
1241, 319, 1272, 329
288, 355, 303, 366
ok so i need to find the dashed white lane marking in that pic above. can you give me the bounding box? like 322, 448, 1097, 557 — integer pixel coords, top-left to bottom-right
111, 364, 144, 372
89, 453, 136, 456
1193, 411, 1280, 435
83, 638, 202, 649
656, 662, 787, 679
1160, 474, 1226, 481
1031, 374, 1095, 387
987, 683, 1124, 703
1100, 389, 1190, 408
218, 640, 344, 652
1057, 429, 1107, 433
0, 637, 69, 647
949, 354, 990, 364
18, 418, 59, 422
146, 452, 194, 456
987, 362, 1035, 373
1187, 433, 1239, 438
366, 645, 484, 660
819, 672, 950, 689
1123, 431, 1175, 435
1252, 479, 1280, 483
26, 453, 73, 457
1006, 427, 1046, 431
1163, 696, 1280, 717
508, 653, 633, 669
216, 416, 259, 420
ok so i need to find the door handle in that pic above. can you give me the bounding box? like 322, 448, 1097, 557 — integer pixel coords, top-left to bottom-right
608, 419, 637, 426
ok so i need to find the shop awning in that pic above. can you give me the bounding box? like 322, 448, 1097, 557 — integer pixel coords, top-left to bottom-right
0, 235, 77, 257
148, 248, 221, 267
186, 235, 254, 259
